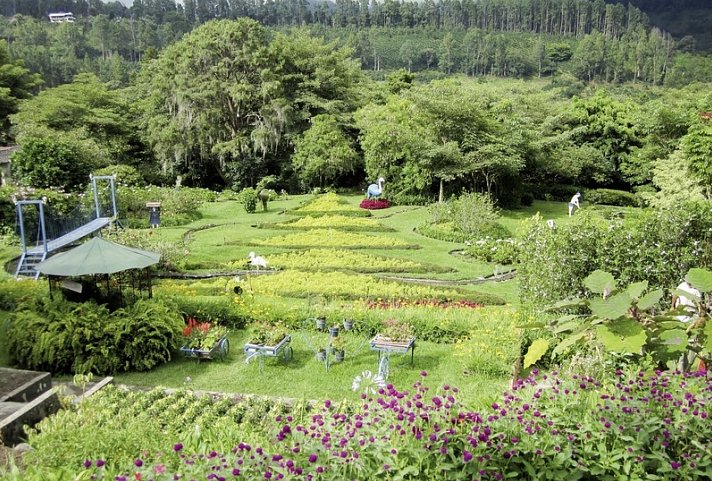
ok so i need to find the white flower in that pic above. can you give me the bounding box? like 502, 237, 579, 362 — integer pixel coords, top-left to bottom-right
352, 370, 386, 395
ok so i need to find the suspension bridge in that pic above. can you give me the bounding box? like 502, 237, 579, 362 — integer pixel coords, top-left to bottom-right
14, 175, 119, 279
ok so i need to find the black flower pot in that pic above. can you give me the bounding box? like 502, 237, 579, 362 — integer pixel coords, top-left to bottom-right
329, 326, 340, 337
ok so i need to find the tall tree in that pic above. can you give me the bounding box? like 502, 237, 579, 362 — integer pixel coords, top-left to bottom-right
0, 39, 42, 143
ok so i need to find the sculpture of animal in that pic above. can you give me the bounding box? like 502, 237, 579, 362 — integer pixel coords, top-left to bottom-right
367, 177, 385, 199
248, 251, 268, 270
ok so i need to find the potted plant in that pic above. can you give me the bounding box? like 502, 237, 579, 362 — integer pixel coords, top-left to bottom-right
379, 318, 414, 342
181, 318, 229, 359
316, 347, 327, 362
331, 336, 346, 362
343, 319, 354, 331
329, 324, 340, 337
315, 317, 327, 330
248, 320, 287, 347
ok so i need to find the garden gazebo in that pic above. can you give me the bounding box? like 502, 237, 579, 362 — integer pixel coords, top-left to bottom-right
35, 237, 160, 309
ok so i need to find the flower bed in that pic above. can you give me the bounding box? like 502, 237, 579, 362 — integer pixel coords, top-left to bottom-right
359, 198, 391, 210
259, 215, 394, 232
265, 249, 452, 273
251, 229, 419, 249
291, 193, 369, 217
23, 369, 712, 481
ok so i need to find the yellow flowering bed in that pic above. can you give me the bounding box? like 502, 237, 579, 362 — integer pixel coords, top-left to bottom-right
248, 270, 461, 300
263, 249, 449, 273
251, 229, 419, 249
452, 306, 521, 377
261, 215, 393, 232
292, 193, 369, 217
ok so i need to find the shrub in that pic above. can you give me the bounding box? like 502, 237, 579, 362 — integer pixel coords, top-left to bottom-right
93, 165, 145, 186
519, 191, 534, 206
519, 204, 712, 305
238, 187, 258, 213
0, 278, 46, 310
170, 295, 249, 329
464, 237, 521, 265
585, 188, 640, 207
11, 136, 97, 191
6, 297, 183, 374
419, 193, 511, 243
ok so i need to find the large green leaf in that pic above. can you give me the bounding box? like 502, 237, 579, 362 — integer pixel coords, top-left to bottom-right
523, 338, 549, 368
637, 289, 663, 311
686, 268, 712, 293
625, 281, 648, 300
589, 292, 632, 320
658, 329, 688, 353
553, 331, 586, 358
595, 319, 646, 354
584, 270, 616, 295
554, 320, 583, 334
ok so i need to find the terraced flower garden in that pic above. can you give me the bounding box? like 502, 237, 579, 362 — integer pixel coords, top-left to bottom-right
7, 192, 707, 480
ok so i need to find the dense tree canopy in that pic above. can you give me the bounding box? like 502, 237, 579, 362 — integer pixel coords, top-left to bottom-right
0, 39, 42, 143
136, 18, 366, 188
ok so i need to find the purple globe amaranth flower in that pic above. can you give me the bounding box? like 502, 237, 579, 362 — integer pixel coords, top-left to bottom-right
308, 454, 318, 463
83, 460, 92, 469
134, 459, 143, 468
671, 461, 682, 470
463, 450, 473, 462
96, 459, 105, 468
174, 443, 183, 452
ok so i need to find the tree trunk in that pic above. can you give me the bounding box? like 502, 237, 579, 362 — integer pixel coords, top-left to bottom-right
439, 178, 445, 203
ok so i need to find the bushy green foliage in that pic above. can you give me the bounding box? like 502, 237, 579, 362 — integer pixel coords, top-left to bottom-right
238, 187, 258, 214
106, 229, 188, 271
6, 298, 183, 374
519, 206, 712, 305
419, 193, 511, 242
0, 278, 46, 310
92, 165, 145, 186
464, 237, 521, 265
107, 185, 214, 227
11, 136, 97, 190
170, 295, 248, 329
524, 268, 712, 371
585, 188, 641, 207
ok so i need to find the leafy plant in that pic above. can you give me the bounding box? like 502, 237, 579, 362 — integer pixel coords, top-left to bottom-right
524, 268, 712, 371
6, 298, 183, 374
247, 320, 287, 346
379, 318, 414, 341
181, 319, 228, 351
238, 187, 258, 213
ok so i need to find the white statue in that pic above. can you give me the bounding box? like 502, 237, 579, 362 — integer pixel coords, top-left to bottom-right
568, 192, 581, 216
367, 177, 385, 199
247, 252, 268, 270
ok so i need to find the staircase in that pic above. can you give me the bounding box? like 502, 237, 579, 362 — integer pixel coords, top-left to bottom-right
14, 251, 47, 279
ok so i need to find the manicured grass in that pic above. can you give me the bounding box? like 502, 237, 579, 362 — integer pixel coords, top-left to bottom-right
113, 328, 508, 408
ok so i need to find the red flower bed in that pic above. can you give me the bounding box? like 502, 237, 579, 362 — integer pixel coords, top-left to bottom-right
365, 299, 484, 309
359, 198, 391, 210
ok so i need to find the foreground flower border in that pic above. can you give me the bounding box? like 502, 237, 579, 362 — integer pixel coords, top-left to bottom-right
74, 368, 712, 481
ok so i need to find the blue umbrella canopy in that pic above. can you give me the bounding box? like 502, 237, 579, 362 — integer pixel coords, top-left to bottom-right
35, 237, 160, 276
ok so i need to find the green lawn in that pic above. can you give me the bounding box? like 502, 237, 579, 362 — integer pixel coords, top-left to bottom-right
113, 328, 508, 408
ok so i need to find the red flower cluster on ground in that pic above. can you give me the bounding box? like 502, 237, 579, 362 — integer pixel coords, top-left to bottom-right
359, 199, 391, 210
365, 299, 484, 309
